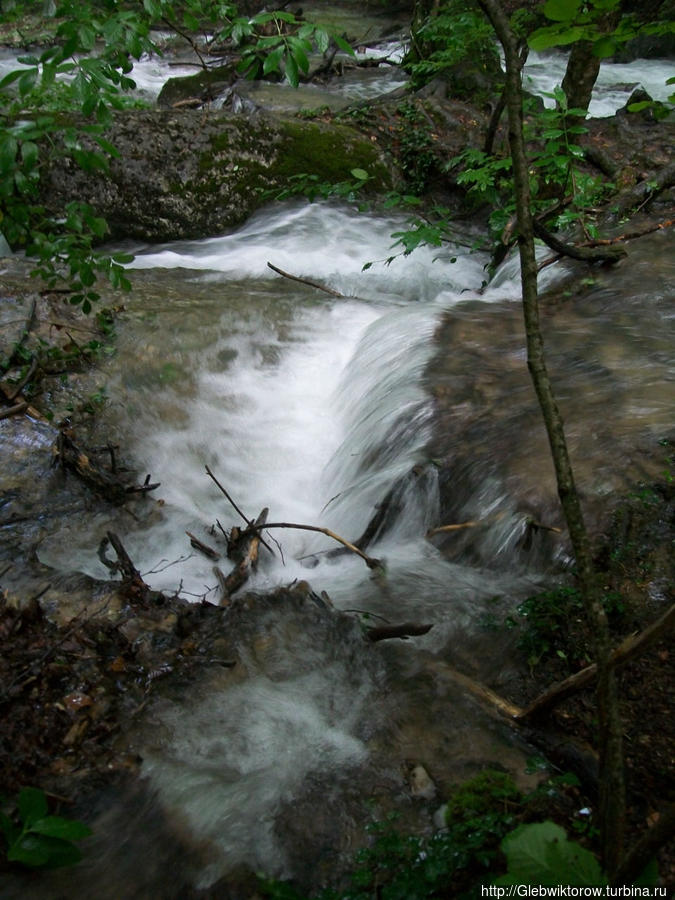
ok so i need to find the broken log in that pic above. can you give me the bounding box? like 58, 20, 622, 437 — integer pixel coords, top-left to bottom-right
0, 401, 28, 420
205, 465, 275, 557
53, 430, 159, 504
218, 508, 268, 605
98, 531, 150, 601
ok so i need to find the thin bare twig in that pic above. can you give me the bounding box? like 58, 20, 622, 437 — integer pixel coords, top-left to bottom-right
267, 262, 346, 297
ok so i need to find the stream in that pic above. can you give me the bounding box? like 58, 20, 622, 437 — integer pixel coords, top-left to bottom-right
25, 198, 671, 894
0, 30, 673, 894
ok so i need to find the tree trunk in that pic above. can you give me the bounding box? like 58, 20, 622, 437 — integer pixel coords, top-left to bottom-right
561, 41, 601, 113
477, 0, 626, 877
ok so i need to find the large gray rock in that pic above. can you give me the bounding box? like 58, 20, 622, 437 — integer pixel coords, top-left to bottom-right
46, 108, 393, 241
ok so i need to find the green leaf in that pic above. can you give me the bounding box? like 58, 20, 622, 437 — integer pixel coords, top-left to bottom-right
7, 833, 51, 867
542, 0, 581, 22
592, 35, 616, 57
28, 817, 92, 841
78, 24, 96, 52
285, 52, 299, 88
289, 41, 310, 75
9, 833, 83, 868
495, 822, 607, 887
20, 141, 39, 171
18, 788, 48, 827
333, 34, 355, 55
0, 135, 18, 170
262, 46, 285, 76
314, 27, 329, 54
0, 69, 25, 88
351, 168, 369, 181
528, 25, 584, 50
18, 68, 38, 96
143, 0, 163, 18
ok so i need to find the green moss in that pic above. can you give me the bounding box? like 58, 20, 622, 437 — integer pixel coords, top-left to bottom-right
275, 118, 390, 189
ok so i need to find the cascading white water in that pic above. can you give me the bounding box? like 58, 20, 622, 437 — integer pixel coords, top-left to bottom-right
522, 51, 673, 117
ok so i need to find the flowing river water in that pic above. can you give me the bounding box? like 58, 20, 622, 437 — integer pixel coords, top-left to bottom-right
16, 198, 669, 895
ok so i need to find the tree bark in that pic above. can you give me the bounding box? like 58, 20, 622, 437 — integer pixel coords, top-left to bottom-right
561, 41, 601, 114
477, 0, 625, 876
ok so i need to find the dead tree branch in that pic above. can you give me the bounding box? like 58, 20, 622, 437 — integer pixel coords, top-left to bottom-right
247, 521, 382, 570
267, 262, 346, 297
0, 401, 28, 420
186, 531, 220, 560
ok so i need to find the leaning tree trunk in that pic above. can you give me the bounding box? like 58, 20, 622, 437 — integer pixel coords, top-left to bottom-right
477, 0, 626, 878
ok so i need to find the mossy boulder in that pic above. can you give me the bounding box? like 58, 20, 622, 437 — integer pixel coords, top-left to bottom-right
45, 108, 393, 242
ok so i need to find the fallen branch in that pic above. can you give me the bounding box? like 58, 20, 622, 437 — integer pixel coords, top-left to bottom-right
366, 622, 433, 642
219, 508, 268, 604
426, 520, 481, 538
578, 218, 673, 248
517, 602, 675, 722
532, 220, 627, 264
98, 531, 150, 600
186, 531, 220, 560
267, 261, 346, 297
0, 400, 28, 420
247, 521, 382, 570
425, 659, 599, 792
426, 659, 523, 718
54, 430, 158, 503
426, 511, 508, 538
613, 160, 675, 217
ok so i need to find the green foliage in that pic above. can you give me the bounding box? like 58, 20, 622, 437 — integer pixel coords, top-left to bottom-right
528, 0, 675, 60
511, 584, 624, 669
270, 167, 371, 204
406, 0, 499, 93
0, 787, 91, 869
446, 91, 609, 246
0, 1, 352, 315
231, 10, 353, 88
394, 101, 438, 195
493, 821, 606, 886
0, 1, 147, 312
